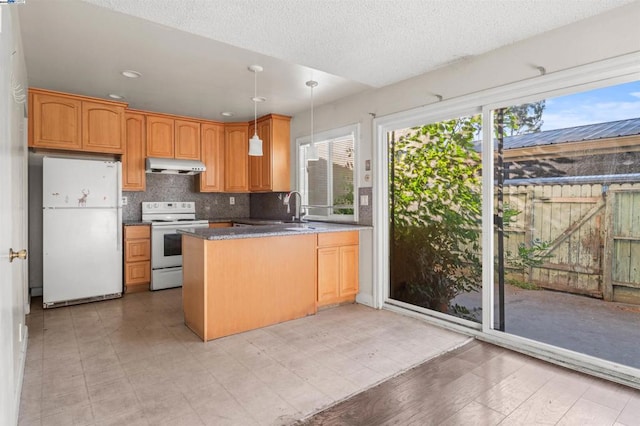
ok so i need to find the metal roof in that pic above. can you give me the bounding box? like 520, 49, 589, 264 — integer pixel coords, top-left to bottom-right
504, 173, 640, 186
504, 117, 640, 149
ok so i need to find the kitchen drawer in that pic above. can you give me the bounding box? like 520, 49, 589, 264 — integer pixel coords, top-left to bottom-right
125, 225, 150, 239
317, 231, 359, 248
125, 239, 150, 262
125, 261, 151, 285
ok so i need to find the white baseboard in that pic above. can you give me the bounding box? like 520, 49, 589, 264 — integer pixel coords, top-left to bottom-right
356, 293, 374, 308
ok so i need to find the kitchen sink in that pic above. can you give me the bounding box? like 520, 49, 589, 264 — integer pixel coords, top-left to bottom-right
283, 223, 328, 231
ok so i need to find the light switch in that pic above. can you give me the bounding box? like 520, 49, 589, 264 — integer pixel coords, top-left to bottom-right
360, 195, 369, 206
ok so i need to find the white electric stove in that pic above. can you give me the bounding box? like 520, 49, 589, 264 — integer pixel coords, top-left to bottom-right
142, 202, 209, 290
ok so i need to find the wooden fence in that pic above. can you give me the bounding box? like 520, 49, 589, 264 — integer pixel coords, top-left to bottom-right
502, 181, 640, 304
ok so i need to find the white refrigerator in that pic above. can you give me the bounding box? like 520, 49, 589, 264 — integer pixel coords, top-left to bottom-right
43, 157, 123, 307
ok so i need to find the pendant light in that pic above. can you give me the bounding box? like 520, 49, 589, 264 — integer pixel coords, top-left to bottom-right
248, 65, 265, 156
306, 80, 319, 161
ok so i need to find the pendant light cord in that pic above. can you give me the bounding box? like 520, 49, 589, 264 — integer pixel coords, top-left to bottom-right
310, 84, 314, 146
254, 70, 258, 136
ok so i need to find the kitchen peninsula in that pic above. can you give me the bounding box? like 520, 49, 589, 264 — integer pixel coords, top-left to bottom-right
180, 223, 366, 341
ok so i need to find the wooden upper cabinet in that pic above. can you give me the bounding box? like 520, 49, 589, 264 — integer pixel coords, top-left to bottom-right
123, 112, 146, 191
146, 115, 201, 160
175, 120, 201, 160
248, 119, 272, 191
197, 123, 225, 192
146, 114, 174, 158
249, 114, 291, 192
82, 101, 125, 153
30, 90, 82, 150
29, 88, 126, 154
224, 123, 249, 192
248, 122, 260, 190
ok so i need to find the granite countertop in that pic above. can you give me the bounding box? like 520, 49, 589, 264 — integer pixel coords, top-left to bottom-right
179, 222, 370, 241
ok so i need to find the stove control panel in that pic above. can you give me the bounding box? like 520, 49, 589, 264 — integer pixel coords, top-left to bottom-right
142, 201, 195, 215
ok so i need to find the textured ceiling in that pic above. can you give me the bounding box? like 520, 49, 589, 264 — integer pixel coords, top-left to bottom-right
81, 0, 635, 87
18, 0, 635, 121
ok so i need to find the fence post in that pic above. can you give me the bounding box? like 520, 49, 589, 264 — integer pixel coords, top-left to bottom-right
524, 189, 533, 281
602, 187, 614, 301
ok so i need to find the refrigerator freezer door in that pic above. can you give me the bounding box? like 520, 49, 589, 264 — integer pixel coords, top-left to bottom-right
43, 157, 120, 208
43, 208, 122, 304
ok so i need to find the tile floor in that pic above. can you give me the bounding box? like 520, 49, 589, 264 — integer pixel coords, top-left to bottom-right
19, 289, 470, 425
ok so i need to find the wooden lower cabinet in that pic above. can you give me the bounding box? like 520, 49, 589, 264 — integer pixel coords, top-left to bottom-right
317, 231, 359, 307
124, 225, 151, 293
182, 234, 317, 341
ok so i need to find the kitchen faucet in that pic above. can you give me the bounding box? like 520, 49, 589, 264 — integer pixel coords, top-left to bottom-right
284, 191, 305, 222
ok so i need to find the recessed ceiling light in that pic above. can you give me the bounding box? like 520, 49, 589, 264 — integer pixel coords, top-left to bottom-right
121, 70, 142, 78
220, 112, 234, 117
251, 96, 266, 103
108, 94, 124, 100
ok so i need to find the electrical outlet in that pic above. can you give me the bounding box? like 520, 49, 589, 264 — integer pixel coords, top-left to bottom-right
360, 195, 369, 206
229, 196, 235, 205
121, 196, 128, 206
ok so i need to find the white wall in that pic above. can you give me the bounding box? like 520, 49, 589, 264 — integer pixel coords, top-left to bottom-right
290, 1, 640, 190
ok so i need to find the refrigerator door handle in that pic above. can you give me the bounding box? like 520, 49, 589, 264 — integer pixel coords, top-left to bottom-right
117, 207, 122, 251
117, 162, 123, 251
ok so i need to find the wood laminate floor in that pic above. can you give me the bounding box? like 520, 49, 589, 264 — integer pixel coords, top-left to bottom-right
301, 340, 640, 425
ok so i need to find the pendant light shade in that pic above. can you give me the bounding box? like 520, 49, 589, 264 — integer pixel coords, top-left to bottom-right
249, 133, 263, 156
306, 80, 319, 162
248, 65, 264, 157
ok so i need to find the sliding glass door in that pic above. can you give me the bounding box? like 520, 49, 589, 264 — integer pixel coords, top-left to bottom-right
388, 114, 483, 323
492, 80, 640, 368
379, 71, 640, 376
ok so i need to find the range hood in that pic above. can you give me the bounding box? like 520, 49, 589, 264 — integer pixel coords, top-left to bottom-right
145, 157, 206, 175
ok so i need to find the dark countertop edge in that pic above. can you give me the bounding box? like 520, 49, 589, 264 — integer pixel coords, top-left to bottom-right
124, 219, 371, 227
179, 223, 370, 241
210, 218, 368, 226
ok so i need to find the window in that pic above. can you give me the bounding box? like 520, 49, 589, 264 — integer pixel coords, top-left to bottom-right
296, 124, 358, 221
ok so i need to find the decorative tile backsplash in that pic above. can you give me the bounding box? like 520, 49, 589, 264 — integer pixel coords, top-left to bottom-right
251, 188, 373, 225
250, 192, 293, 220
123, 174, 250, 221
358, 187, 373, 226
123, 174, 374, 225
